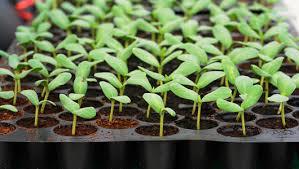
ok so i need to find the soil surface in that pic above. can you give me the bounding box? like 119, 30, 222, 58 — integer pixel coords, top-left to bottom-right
135, 125, 179, 136
217, 125, 261, 137
54, 124, 97, 136
16, 117, 59, 128
23, 104, 63, 115
98, 107, 142, 117
176, 104, 217, 117
0, 110, 23, 121
215, 113, 256, 123
0, 97, 28, 107
252, 104, 292, 115
59, 112, 100, 122
175, 117, 218, 130
97, 118, 139, 129
0, 123, 16, 135
81, 99, 103, 108
256, 117, 298, 129
293, 111, 299, 119
137, 113, 177, 123
287, 97, 299, 107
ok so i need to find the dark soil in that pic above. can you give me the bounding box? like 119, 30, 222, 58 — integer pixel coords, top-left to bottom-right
135, 125, 179, 136
175, 117, 218, 130
256, 117, 298, 129
0, 123, 16, 135
137, 113, 177, 123
85, 88, 103, 97
293, 111, 299, 119
23, 104, 63, 115
294, 89, 299, 96
217, 125, 261, 137
287, 97, 299, 107
0, 110, 23, 121
215, 113, 256, 123
59, 112, 100, 122
16, 117, 59, 128
98, 106, 142, 117
280, 64, 297, 75
97, 118, 139, 129
3, 84, 32, 91
54, 124, 97, 136
81, 99, 103, 108
252, 104, 292, 115
176, 103, 217, 117
0, 97, 28, 107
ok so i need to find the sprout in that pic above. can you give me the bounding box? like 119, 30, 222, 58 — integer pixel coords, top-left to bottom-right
21, 90, 55, 127
217, 76, 263, 136
171, 83, 232, 129
143, 93, 176, 137
99, 81, 131, 122
285, 48, 299, 71
60, 94, 96, 135
268, 72, 298, 127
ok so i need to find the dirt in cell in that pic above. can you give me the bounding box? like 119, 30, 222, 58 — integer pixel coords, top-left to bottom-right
217, 125, 261, 137
0, 123, 16, 135
256, 117, 298, 129
175, 117, 218, 130
54, 124, 97, 136
137, 113, 177, 123
97, 118, 139, 129
16, 117, 59, 128
135, 125, 179, 136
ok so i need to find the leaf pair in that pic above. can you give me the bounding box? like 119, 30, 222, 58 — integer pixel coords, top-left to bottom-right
99, 81, 131, 104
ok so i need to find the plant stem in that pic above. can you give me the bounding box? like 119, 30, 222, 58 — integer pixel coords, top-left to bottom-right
119, 77, 127, 113
225, 77, 229, 88
220, 77, 224, 86
265, 80, 269, 104
40, 90, 49, 114
196, 102, 202, 130
109, 100, 115, 122
17, 79, 21, 92
281, 102, 286, 128
159, 113, 165, 137
41, 86, 46, 97
146, 104, 151, 118
236, 112, 241, 122
13, 80, 18, 105
260, 76, 264, 86
34, 105, 39, 127
163, 91, 168, 105
231, 87, 237, 102
241, 111, 246, 136
52, 0, 57, 9
192, 88, 200, 115
72, 115, 77, 136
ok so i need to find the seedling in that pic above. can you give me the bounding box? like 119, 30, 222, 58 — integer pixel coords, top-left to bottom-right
285, 48, 299, 70
21, 90, 55, 127
60, 94, 96, 135
217, 76, 263, 135
99, 81, 131, 122
268, 72, 298, 127
143, 93, 176, 137
171, 83, 232, 129
0, 87, 18, 114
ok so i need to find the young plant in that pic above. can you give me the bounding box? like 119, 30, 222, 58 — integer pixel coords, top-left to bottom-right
99, 81, 131, 122
285, 47, 299, 71
143, 93, 176, 137
21, 90, 55, 127
59, 94, 96, 135
171, 83, 232, 129
268, 72, 298, 127
217, 76, 263, 136
0, 87, 18, 114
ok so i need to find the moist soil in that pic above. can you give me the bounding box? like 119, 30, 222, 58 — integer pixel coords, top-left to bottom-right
252, 104, 292, 115
280, 64, 298, 75
287, 97, 299, 107
85, 88, 103, 97
23, 104, 63, 115
96, 118, 139, 129
54, 124, 97, 136
256, 117, 298, 129
293, 111, 299, 119
59, 112, 100, 122
0, 123, 16, 135
137, 113, 177, 123
98, 107, 142, 117
217, 125, 261, 137
135, 125, 179, 136
16, 117, 59, 128
215, 112, 256, 123
0, 97, 28, 107
175, 117, 218, 130
176, 104, 217, 117
81, 99, 103, 108
0, 110, 23, 121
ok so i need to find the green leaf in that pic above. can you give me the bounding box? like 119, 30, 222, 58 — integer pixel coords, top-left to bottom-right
241, 85, 263, 109
33, 53, 57, 66
59, 94, 80, 113
28, 59, 49, 77
56, 54, 77, 70
74, 107, 96, 119
170, 83, 199, 102
49, 68, 69, 77
76, 61, 95, 79
292, 74, 299, 88
238, 22, 260, 39
170, 61, 200, 77
71, 19, 90, 29
285, 48, 299, 65
0, 68, 14, 78
181, 20, 198, 38
160, 18, 183, 34
235, 76, 254, 95
229, 47, 259, 64
153, 82, 172, 93
0, 105, 18, 113
197, 71, 225, 89
73, 76, 88, 95
268, 94, 289, 103
0, 91, 14, 100
138, 66, 165, 81
216, 99, 244, 113
277, 73, 296, 97
181, 43, 208, 65
48, 73, 72, 91
161, 51, 182, 66
221, 58, 240, 85
251, 65, 271, 78
197, 42, 222, 56
172, 74, 195, 86
65, 43, 87, 55
56, 34, 77, 50
212, 25, 232, 49
264, 23, 288, 40
99, 81, 118, 100
132, 48, 160, 67
143, 93, 164, 113
69, 93, 85, 101
94, 72, 122, 89
35, 40, 55, 53
190, 0, 211, 15
119, 40, 138, 61
21, 90, 39, 106
49, 9, 70, 30
111, 96, 131, 104
126, 72, 152, 92
278, 32, 297, 48
137, 19, 158, 33
104, 54, 128, 76
18, 69, 35, 79
202, 87, 232, 102
163, 107, 176, 116
262, 57, 284, 75
38, 100, 56, 106
260, 41, 283, 59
